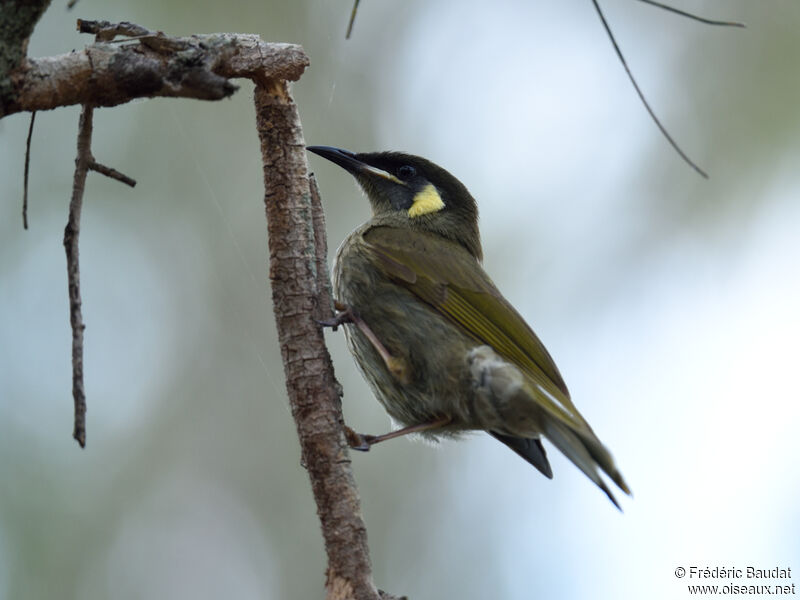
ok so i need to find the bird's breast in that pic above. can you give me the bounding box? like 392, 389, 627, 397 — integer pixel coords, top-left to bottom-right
332, 229, 477, 428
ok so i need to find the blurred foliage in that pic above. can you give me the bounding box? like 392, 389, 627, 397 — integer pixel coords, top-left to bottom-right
1, 1, 798, 599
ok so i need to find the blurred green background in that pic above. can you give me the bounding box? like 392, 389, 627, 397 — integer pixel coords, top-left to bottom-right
1, 1, 799, 598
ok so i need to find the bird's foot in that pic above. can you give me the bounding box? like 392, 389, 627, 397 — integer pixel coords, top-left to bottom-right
344, 426, 377, 452
317, 300, 353, 331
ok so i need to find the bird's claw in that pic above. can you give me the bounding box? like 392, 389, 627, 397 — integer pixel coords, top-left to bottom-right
345, 426, 374, 451
317, 301, 354, 331
317, 316, 344, 331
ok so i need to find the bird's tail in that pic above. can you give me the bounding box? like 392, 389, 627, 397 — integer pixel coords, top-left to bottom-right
543, 419, 631, 510
490, 431, 553, 479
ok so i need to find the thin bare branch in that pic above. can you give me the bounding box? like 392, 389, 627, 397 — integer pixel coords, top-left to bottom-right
637, 0, 745, 28
592, 0, 708, 178
89, 160, 136, 187
64, 104, 94, 448
310, 173, 334, 322
61, 106, 135, 448
23, 111, 35, 229
346, 0, 361, 39
77, 19, 152, 40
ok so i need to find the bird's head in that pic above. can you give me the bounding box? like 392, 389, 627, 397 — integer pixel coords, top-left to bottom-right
308, 146, 482, 260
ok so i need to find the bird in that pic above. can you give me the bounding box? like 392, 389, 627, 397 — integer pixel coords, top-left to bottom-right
307, 145, 630, 508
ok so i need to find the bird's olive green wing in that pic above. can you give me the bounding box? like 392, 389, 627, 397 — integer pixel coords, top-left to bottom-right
361, 226, 589, 433
362, 226, 631, 501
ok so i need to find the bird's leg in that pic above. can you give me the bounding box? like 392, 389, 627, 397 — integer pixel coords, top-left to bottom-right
345, 415, 452, 452
319, 301, 410, 383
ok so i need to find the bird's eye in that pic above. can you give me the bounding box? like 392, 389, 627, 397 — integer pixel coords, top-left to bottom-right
397, 165, 416, 179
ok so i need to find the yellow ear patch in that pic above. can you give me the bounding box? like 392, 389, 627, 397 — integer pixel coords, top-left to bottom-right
407, 184, 444, 218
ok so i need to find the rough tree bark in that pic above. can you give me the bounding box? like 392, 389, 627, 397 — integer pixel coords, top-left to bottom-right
1, 12, 400, 600
0, 0, 52, 114
1, 19, 311, 116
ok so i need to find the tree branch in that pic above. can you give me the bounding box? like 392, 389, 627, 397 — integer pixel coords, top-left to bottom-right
23, 110, 35, 229
346, 0, 361, 39
63, 104, 94, 448
255, 80, 401, 600
637, 0, 745, 27
88, 160, 136, 187
0, 0, 52, 114
309, 174, 335, 322
591, 0, 708, 178
2, 21, 308, 117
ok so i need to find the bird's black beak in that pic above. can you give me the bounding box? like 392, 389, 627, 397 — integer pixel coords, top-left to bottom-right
307, 146, 363, 175
307, 146, 404, 185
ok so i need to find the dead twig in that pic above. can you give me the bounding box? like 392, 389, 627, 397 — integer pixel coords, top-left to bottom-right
2, 22, 308, 117
78, 19, 154, 41
309, 173, 334, 322
346, 0, 361, 39
64, 104, 93, 448
89, 161, 136, 187
591, 0, 709, 178
63, 103, 137, 448
594, 0, 743, 177
637, 0, 745, 28
23, 111, 35, 229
